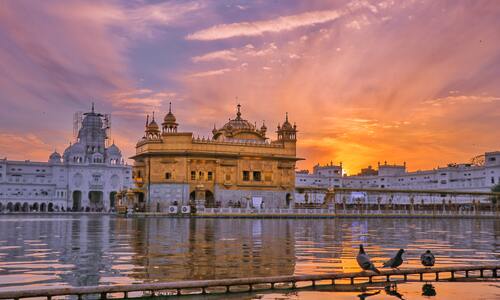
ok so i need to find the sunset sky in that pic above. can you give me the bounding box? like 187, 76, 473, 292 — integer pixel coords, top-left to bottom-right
0, 0, 499, 174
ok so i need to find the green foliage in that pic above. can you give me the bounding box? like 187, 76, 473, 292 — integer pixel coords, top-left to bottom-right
491, 184, 500, 204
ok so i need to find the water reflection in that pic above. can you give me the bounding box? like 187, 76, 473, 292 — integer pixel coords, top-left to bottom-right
357, 290, 381, 299
384, 283, 404, 299
0, 216, 498, 292
421, 283, 437, 297
340, 283, 434, 300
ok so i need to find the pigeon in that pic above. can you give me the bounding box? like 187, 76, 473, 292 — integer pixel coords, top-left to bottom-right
420, 250, 435, 267
356, 244, 381, 274
382, 249, 405, 269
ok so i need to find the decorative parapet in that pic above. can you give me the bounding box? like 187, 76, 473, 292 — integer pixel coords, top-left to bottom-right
88, 182, 104, 190
191, 137, 284, 148
136, 139, 163, 147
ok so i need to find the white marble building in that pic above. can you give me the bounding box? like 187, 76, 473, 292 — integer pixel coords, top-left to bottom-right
295, 151, 500, 204
0, 105, 132, 212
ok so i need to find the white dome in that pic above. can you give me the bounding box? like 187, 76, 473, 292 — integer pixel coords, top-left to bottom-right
63, 143, 85, 156
48, 151, 62, 164
106, 144, 121, 156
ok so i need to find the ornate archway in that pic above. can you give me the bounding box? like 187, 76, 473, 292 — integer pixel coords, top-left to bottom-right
286, 193, 292, 208
109, 191, 117, 209
72, 191, 82, 211
205, 190, 215, 208
89, 191, 104, 211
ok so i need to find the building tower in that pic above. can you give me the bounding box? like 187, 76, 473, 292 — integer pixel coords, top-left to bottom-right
144, 112, 161, 140
162, 102, 178, 134
277, 112, 297, 141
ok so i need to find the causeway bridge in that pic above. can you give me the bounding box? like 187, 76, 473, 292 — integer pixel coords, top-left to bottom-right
0, 265, 497, 299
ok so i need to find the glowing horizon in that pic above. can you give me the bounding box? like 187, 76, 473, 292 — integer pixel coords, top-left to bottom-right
0, 0, 499, 174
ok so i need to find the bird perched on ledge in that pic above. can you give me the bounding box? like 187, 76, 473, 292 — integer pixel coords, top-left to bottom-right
356, 244, 381, 274
421, 250, 435, 267
383, 249, 405, 269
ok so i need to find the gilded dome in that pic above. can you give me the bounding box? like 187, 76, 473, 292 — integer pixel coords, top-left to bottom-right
164, 111, 176, 123
221, 116, 256, 132
148, 119, 159, 130
146, 112, 160, 132
212, 104, 266, 142
281, 112, 293, 130
163, 102, 177, 124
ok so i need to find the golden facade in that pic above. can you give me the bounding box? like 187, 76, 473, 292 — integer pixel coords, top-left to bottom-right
131, 104, 300, 211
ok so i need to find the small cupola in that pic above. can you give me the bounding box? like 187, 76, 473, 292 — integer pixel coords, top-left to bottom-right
162, 102, 178, 133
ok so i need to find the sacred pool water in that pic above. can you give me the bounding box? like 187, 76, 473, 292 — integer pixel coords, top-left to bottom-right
0, 215, 498, 299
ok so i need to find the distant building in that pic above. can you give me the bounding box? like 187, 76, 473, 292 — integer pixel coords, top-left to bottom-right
0, 105, 132, 212
131, 104, 300, 211
295, 151, 500, 204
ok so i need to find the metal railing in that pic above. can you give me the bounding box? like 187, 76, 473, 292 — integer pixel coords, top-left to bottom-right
0, 265, 496, 299
195, 207, 499, 217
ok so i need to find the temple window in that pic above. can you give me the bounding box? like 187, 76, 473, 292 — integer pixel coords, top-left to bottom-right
191, 171, 196, 181
243, 171, 250, 181
265, 173, 272, 181
253, 171, 262, 181
165, 172, 172, 180
199, 171, 204, 180
207, 172, 213, 181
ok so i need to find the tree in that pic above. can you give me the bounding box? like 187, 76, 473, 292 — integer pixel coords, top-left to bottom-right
491, 184, 500, 204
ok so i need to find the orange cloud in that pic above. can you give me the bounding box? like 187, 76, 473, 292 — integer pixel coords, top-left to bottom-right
1, 0, 499, 175
179, 1, 500, 173
186, 8, 345, 41
0, 132, 58, 161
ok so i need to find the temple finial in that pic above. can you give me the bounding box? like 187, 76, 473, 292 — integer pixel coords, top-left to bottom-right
152, 111, 155, 121
146, 114, 149, 127
169, 101, 172, 113
285, 112, 289, 122
236, 103, 241, 119
91, 102, 95, 113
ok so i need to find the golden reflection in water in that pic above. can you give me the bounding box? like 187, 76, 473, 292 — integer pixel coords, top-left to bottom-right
252, 281, 500, 300
0, 215, 499, 294
119, 218, 296, 281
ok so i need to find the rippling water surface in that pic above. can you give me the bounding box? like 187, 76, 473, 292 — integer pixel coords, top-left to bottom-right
0, 215, 498, 298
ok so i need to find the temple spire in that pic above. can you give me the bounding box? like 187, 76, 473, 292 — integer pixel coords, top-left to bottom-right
169, 102, 172, 113
91, 102, 95, 113
145, 114, 149, 127
236, 103, 241, 119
